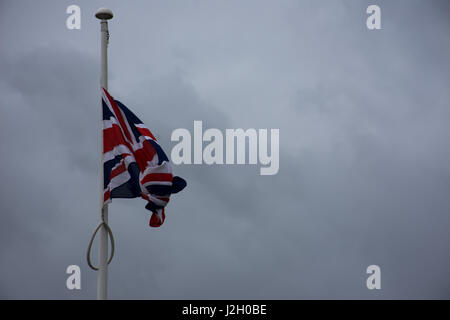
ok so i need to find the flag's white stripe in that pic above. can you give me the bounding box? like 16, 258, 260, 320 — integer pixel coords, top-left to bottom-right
104, 144, 135, 162
147, 195, 168, 207
109, 170, 131, 190
103, 117, 121, 130
142, 181, 172, 186
140, 161, 172, 175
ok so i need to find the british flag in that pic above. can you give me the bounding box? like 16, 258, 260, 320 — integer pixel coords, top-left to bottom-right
102, 88, 186, 227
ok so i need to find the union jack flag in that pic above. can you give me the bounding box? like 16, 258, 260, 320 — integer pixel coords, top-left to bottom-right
102, 88, 186, 227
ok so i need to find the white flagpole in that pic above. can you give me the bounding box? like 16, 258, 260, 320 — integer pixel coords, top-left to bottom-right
95, 7, 113, 300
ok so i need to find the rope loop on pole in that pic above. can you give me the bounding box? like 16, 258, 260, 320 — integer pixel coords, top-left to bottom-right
87, 221, 115, 270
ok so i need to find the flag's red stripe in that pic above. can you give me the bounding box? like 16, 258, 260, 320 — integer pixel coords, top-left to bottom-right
103, 124, 127, 153
111, 160, 127, 180
137, 127, 157, 140
149, 209, 165, 227
141, 173, 173, 185
103, 88, 133, 143
104, 189, 110, 202
133, 140, 157, 172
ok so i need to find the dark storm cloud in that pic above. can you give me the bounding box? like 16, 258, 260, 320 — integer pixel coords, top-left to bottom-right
1, 0, 450, 299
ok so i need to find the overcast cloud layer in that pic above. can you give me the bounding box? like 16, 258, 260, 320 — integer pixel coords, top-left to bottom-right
1, 0, 450, 299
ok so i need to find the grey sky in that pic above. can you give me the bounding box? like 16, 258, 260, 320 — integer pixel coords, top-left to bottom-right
1, 0, 450, 299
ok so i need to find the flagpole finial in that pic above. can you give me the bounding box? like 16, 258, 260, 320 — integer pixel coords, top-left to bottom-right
95, 8, 113, 20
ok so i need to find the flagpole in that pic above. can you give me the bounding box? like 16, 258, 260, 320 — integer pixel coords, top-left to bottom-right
95, 7, 113, 300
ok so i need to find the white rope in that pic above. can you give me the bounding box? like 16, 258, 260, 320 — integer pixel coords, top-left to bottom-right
86, 222, 115, 270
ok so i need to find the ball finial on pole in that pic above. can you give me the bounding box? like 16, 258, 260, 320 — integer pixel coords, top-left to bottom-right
95, 8, 113, 20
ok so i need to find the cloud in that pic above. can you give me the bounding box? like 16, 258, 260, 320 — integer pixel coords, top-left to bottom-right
1, 0, 450, 299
